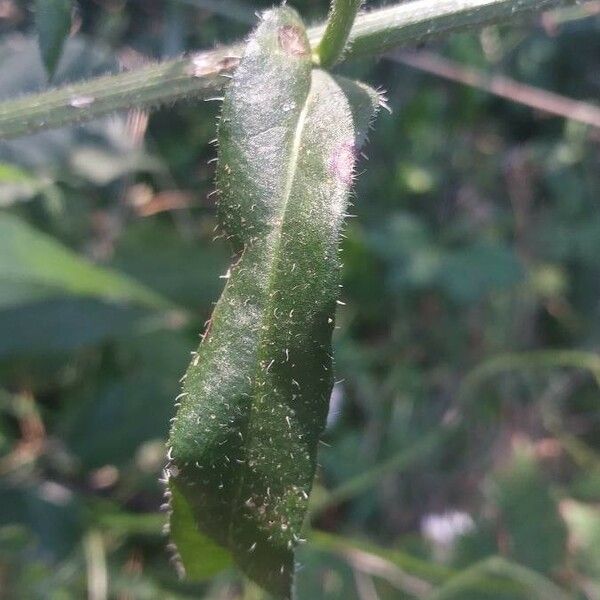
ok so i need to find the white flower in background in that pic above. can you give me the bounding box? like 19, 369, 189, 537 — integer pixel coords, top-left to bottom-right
421, 510, 475, 561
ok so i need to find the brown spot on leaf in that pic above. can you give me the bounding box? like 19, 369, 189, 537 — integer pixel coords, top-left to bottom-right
278, 26, 308, 57
217, 56, 241, 72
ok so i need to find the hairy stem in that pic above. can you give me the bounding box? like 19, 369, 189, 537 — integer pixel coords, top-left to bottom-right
338, 0, 571, 59
0, 0, 574, 139
0, 46, 243, 140
314, 0, 363, 68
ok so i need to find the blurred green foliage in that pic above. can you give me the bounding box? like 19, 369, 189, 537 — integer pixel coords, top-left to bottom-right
0, 0, 599, 598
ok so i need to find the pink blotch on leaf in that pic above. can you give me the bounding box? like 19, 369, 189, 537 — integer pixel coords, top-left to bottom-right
329, 142, 357, 186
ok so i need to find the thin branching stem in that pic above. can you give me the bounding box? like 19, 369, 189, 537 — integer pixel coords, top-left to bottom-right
456, 349, 600, 405
0, 0, 574, 139
389, 50, 600, 129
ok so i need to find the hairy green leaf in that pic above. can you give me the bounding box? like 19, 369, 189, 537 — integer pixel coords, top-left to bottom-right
35, 0, 73, 78
167, 6, 379, 598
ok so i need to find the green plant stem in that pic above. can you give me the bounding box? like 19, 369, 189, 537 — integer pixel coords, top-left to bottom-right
311, 348, 600, 521
0, 45, 243, 140
310, 423, 456, 517
457, 348, 600, 469
425, 555, 571, 600
0, 0, 574, 139
314, 0, 363, 68
338, 0, 571, 59
457, 349, 600, 405
310, 532, 527, 597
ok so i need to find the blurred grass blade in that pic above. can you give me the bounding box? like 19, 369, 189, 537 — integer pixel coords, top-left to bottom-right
311, 424, 455, 517
35, 0, 73, 78
83, 531, 108, 600
310, 530, 451, 586
457, 350, 600, 405
310, 531, 529, 597
309, 531, 569, 600
168, 6, 380, 598
425, 556, 572, 600
0, 163, 46, 206
0, 213, 172, 309
0, 163, 36, 184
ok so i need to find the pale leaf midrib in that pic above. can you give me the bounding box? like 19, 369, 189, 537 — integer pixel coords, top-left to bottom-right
227, 78, 315, 551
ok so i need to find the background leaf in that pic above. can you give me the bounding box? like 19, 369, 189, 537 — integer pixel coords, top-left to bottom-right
34, 0, 73, 78
485, 445, 568, 575
0, 213, 172, 309
0, 298, 152, 359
